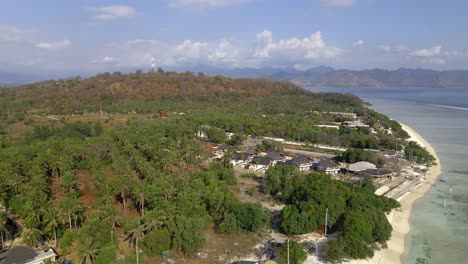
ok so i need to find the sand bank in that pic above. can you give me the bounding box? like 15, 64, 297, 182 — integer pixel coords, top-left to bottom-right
350, 123, 441, 264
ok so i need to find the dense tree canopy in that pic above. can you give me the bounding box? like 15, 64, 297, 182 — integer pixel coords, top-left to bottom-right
0, 119, 269, 262
264, 166, 399, 262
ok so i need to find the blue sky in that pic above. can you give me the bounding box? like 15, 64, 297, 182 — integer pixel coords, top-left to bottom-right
1, 0, 468, 75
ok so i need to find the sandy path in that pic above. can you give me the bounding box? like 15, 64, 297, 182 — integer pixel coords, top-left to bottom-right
350, 123, 441, 264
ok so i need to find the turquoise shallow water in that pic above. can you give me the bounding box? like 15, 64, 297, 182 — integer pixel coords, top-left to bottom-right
306, 87, 468, 264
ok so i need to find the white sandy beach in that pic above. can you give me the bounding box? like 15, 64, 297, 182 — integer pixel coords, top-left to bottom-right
350, 123, 441, 264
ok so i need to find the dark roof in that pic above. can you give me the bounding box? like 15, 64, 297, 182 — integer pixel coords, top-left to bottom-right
0, 247, 37, 264
362, 169, 393, 177
203, 141, 219, 147
266, 151, 284, 160
276, 160, 293, 166
291, 155, 312, 166
244, 147, 259, 155
252, 157, 272, 166
218, 143, 232, 151
318, 158, 340, 170
232, 153, 251, 161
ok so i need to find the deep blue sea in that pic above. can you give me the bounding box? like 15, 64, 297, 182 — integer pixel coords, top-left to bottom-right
306, 87, 468, 264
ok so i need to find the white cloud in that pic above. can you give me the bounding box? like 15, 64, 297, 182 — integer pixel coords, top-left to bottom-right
127, 39, 160, 46
322, 0, 356, 8
353, 39, 364, 47
379, 45, 391, 52
428, 58, 446, 65
92, 56, 120, 64
90, 5, 136, 20
444, 51, 459, 57
91, 30, 341, 70
35, 39, 71, 49
175, 40, 209, 62
409, 45, 441, 57
0, 25, 35, 43
253, 30, 273, 58
379, 44, 410, 52
253, 30, 341, 62
169, 0, 249, 9
208, 39, 239, 63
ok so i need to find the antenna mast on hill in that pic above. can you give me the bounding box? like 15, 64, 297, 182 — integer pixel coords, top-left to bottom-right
150, 56, 156, 72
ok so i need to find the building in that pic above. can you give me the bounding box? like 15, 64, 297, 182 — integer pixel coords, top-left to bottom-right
347, 161, 377, 173
196, 125, 213, 139
318, 158, 342, 175
316, 125, 340, 129
362, 169, 394, 178
203, 142, 224, 160
343, 120, 369, 128
225, 132, 235, 139
243, 147, 259, 156
277, 155, 314, 171
0, 246, 57, 264
328, 112, 357, 119
265, 151, 287, 165
249, 157, 273, 173
231, 153, 253, 167
290, 155, 314, 171
263, 136, 285, 143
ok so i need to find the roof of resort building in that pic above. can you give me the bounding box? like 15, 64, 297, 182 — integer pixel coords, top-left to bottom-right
276, 160, 293, 166
265, 151, 285, 160
243, 147, 259, 155
252, 157, 273, 166
232, 153, 251, 161
204, 143, 219, 152
0, 247, 38, 264
343, 120, 369, 128
348, 161, 377, 172
318, 158, 341, 170
218, 143, 233, 151
362, 168, 394, 177
291, 155, 313, 166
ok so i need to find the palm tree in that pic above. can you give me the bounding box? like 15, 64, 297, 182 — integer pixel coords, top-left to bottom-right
60, 191, 84, 230
9, 172, 25, 194
20, 225, 42, 247
133, 182, 148, 216
110, 173, 131, 217
76, 237, 98, 264
142, 210, 163, 232
60, 171, 77, 193
96, 181, 115, 209
125, 217, 147, 264
102, 206, 121, 242
44, 208, 61, 247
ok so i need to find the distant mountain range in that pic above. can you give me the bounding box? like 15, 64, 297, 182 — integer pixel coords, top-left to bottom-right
2, 65, 468, 88
268, 66, 468, 88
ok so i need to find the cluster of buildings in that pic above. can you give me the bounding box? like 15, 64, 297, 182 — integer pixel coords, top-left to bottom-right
202, 142, 343, 175
203, 142, 395, 181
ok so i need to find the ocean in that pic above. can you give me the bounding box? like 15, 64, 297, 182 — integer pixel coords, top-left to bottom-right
306, 87, 468, 264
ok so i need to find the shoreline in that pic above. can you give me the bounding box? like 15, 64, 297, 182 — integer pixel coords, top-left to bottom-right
350, 123, 441, 264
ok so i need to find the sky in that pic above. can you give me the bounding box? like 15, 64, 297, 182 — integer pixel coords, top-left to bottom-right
1, 0, 468, 76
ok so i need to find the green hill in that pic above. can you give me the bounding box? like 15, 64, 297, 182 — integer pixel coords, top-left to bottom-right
1, 71, 306, 114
